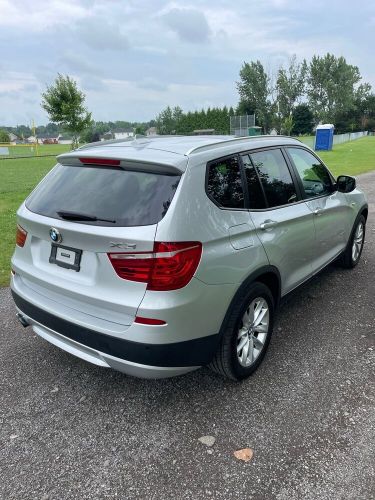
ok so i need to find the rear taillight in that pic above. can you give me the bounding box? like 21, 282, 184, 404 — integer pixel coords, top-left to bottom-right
108, 241, 202, 291
16, 224, 27, 247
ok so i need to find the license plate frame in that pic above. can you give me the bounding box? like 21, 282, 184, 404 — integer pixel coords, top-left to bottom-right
49, 243, 82, 272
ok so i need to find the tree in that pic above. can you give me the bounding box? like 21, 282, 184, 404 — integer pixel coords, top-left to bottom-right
281, 115, 294, 136
292, 104, 314, 135
0, 130, 10, 142
237, 61, 273, 132
276, 55, 307, 120
155, 106, 184, 134
41, 74, 92, 148
80, 128, 101, 144
306, 54, 362, 123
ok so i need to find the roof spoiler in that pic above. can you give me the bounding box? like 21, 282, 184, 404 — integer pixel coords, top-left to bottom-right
57, 153, 182, 175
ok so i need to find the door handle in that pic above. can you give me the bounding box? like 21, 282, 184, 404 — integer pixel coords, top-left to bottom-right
313, 208, 324, 216
260, 220, 277, 231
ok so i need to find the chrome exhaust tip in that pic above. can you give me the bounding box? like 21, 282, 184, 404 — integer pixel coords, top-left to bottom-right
17, 312, 30, 328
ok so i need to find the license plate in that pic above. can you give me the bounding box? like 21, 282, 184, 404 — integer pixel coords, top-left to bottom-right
49, 244, 82, 272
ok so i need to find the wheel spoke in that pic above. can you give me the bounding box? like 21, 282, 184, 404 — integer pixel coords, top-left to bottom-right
253, 300, 264, 323
252, 335, 264, 350
237, 336, 248, 353
241, 339, 250, 365
237, 326, 248, 339
254, 306, 268, 327
247, 336, 254, 364
255, 323, 268, 333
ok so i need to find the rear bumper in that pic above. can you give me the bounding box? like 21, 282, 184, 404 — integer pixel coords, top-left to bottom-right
11, 291, 219, 378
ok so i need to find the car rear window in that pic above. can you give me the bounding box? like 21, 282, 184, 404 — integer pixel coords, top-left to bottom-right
26, 164, 181, 227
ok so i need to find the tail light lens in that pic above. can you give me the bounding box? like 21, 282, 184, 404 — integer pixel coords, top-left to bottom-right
108, 241, 202, 291
16, 224, 27, 247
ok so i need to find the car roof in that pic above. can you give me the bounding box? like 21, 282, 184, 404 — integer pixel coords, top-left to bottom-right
59, 135, 305, 173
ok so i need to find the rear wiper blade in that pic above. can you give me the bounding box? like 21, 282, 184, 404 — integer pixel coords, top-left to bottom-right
57, 210, 116, 223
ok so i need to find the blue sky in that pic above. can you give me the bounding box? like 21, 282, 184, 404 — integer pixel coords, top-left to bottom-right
0, 0, 374, 126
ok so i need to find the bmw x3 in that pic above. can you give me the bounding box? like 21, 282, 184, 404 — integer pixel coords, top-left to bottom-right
11, 135, 368, 380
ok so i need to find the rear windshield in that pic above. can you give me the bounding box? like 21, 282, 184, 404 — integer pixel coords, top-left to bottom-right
26, 164, 181, 227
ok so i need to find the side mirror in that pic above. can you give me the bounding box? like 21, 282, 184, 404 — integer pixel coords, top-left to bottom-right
337, 175, 356, 193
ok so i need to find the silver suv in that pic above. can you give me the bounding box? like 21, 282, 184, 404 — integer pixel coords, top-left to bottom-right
11, 136, 367, 380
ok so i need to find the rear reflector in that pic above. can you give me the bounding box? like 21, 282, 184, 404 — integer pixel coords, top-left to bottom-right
79, 157, 121, 166
108, 241, 202, 291
134, 316, 166, 326
16, 224, 27, 247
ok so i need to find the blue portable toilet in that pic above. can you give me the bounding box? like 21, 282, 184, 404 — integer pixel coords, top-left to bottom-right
315, 124, 334, 151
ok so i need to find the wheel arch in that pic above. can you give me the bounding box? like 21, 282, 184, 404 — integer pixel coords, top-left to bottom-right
218, 266, 281, 339
360, 205, 368, 221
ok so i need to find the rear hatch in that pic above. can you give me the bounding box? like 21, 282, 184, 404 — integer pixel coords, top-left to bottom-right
12, 150, 184, 332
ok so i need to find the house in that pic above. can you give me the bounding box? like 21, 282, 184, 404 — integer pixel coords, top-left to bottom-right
8, 132, 19, 143
101, 128, 135, 141
146, 127, 157, 136
58, 136, 73, 145
113, 128, 134, 139
39, 133, 60, 144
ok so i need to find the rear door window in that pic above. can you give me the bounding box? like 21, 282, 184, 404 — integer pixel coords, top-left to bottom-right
26, 164, 181, 227
249, 149, 297, 208
206, 155, 245, 209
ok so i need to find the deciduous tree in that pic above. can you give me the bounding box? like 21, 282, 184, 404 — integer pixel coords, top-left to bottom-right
41, 74, 92, 148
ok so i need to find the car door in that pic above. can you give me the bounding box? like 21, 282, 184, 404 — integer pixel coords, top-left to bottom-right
285, 147, 352, 273
242, 148, 316, 296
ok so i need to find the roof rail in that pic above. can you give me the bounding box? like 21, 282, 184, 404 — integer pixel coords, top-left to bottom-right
185, 135, 302, 155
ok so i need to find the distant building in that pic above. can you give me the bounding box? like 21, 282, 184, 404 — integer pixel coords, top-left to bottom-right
146, 127, 157, 136
38, 133, 60, 144
101, 128, 135, 141
58, 136, 73, 145
8, 132, 20, 143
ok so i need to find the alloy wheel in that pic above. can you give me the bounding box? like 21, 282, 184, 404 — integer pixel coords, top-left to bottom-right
237, 297, 270, 367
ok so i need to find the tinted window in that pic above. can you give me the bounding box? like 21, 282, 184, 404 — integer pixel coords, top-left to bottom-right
26, 164, 180, 227
241, 155, 266, 209
207, 156, 244, 208
250, 149, 297, 208
287, 147, 332, 198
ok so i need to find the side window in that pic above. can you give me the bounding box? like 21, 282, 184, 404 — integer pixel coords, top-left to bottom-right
241, 155, 267, 209
250, 149, 297, 208
287, 147, 332, 198
207, 156, 244, 209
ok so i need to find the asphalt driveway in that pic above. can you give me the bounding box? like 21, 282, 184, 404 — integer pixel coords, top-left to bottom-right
1, 173, 374, 500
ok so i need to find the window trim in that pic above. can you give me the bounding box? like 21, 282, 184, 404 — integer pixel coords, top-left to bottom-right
282, 145, 336, 202
204, 144, 336, 213
239, 153, 268, 209
205, 153, 247, 211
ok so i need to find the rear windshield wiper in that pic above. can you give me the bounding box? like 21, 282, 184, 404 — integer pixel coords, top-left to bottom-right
57, 210, 116, 223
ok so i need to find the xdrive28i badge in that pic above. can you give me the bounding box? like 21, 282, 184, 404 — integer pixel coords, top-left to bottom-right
49, 227, 62, 244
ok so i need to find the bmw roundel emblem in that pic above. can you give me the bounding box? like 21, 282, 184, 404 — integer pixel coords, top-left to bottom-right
49, 227, 62, 244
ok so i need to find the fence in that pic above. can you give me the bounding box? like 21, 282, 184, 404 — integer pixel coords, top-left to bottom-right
230, 115, 255, 136
332, 130, 368, 146
294, 130, 369, 149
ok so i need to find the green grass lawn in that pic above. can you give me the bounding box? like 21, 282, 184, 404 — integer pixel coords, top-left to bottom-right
0, 137, 374, 286
0, 143, 71, 158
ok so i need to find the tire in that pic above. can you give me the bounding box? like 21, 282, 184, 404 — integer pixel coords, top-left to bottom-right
209, 282, 274, 381
340, 215, 366, 269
